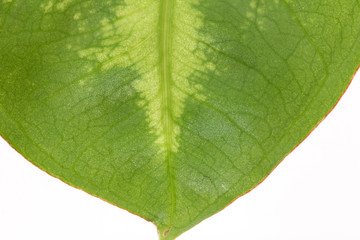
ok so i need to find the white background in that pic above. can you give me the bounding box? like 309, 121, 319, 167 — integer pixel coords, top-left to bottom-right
0, 70, 359, 240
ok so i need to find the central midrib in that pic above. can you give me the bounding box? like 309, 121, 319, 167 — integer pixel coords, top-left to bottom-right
159, 0, 176, 227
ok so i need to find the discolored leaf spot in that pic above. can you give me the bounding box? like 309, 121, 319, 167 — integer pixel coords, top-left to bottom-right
0, 0, 360, 239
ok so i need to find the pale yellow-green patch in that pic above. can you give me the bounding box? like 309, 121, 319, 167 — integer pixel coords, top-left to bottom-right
56, 0, 75, 11
73, 12, 81, 20
79, 79, 86, 86
250, 0, 257, 9
74, 0, 206, 153
40, 1, 53, 13
246, 0, 266, 30
246, 11, 256, 20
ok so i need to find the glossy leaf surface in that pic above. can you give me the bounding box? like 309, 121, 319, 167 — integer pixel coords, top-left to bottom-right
0, 0, 360, 239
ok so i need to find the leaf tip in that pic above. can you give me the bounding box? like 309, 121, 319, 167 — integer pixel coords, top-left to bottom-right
158, 226, 172, 240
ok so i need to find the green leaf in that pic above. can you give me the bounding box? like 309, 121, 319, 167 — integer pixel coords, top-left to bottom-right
0, 0, 359, 239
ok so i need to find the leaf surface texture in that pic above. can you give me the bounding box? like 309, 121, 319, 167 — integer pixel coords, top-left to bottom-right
0, 0, 360, 239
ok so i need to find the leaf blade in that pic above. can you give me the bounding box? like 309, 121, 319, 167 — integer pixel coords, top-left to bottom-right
0, 0, 360, 239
